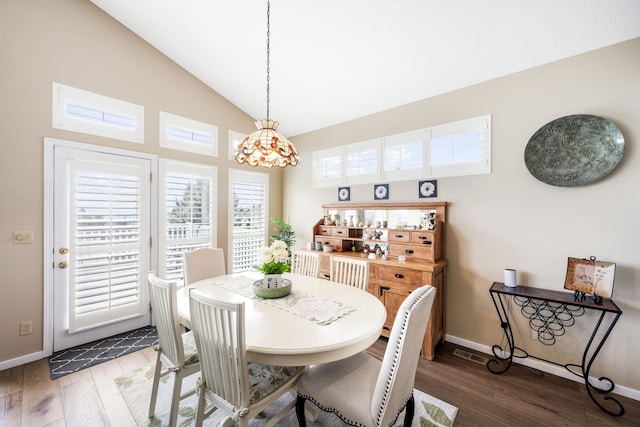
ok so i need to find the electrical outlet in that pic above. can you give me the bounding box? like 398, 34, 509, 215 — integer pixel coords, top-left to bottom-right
20, 321, 33, 336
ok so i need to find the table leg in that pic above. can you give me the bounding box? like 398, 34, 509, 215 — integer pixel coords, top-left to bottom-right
579, 310, 625, 416
487, 291, 625, 416
487, 292, 517, 374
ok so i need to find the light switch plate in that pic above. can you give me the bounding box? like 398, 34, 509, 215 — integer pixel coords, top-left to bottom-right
13, 231, 34, 244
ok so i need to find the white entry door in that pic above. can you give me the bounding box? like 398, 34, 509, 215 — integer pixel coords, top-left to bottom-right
52, 144, 152, 351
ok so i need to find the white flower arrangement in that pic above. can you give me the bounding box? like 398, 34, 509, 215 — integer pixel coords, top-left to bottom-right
256, 240, 291, 275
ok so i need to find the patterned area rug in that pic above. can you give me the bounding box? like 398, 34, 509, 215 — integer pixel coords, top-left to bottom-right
49, 326, 158, 380
115, 364, 458, 426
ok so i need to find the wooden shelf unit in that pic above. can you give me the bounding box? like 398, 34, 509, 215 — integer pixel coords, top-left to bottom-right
310, 201, 448, 360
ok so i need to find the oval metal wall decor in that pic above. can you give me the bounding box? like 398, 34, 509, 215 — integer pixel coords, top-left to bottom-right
524, 114, 624, 187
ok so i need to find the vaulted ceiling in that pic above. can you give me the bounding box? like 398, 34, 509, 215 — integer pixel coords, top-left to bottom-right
89, 0, 640, 137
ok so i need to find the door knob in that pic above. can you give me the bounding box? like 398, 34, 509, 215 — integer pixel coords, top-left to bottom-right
58, 261, 69, 269
59, 247, 69, 254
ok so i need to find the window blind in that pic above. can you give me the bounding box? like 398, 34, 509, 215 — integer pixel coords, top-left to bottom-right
159, 160, 216, 283
71, 170, 144, 331
231, 179, 267, 272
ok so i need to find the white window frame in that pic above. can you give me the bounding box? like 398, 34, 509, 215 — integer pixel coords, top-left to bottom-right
346, 139, 380, 185
158, 159, 217, 284
313, 146, 346, 188
228, 168, 269, 273
312, 115, 491, 188
382, 129, 430, 181
159, 112, 218, 157
229, 130, 246, 160
52, 82, 144, 144
430, 115, 491, 177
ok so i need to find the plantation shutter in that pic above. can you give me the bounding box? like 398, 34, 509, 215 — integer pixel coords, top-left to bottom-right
312, 147, 345, 188
159, 160, 216, 283
430, 115, 491, 176
345, 140, 379, 185
382, 130, 428, 181
231, 174, 267, 272
69, 160, 148, 332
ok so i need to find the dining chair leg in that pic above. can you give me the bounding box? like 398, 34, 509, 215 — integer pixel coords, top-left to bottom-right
295, 395, 308, 427
169, 369, 182, 427
195, 381, 205, 427
148, 351, 162, 417
403, 394, 415, 427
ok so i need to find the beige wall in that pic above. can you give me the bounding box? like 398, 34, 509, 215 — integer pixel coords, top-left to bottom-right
285, 38, 640, 393
0, 0, 283, 363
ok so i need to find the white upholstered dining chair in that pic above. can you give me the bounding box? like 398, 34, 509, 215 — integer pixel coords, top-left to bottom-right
292, 249, 320, 277
189, 288, 305, 427
183, 247, 226, 286
330, 256, 370, 291
295, 285, 437, 427
147, 273, 200, 427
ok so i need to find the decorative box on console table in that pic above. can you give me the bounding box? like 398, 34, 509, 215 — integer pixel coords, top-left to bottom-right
310, 202, 448, 360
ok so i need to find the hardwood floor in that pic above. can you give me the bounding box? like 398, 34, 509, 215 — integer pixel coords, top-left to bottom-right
1, 340, 638, 426
368, 340, 640, 427
0, 345, 157, 427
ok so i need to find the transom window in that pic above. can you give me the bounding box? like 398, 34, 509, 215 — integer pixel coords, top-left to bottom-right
52, 82, 144, 144
229, 130, 246, 160
159, 112, 218, 156
313, 147, 345, 187
312, 115, 491, 188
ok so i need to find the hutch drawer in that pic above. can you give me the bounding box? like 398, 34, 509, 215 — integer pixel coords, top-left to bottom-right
389, 243, 435, 262
378, 266, 422, 285
330, 227, 348, 237
388, 231, 411, 243
411, 230, 435, 245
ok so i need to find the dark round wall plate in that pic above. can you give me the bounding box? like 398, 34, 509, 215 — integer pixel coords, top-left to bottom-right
524, 114, 624, 187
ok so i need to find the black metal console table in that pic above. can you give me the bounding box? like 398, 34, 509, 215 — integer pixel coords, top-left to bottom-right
488, 282, 624, 416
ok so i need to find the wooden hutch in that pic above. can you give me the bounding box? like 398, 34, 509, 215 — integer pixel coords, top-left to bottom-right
310, 202, 447, 360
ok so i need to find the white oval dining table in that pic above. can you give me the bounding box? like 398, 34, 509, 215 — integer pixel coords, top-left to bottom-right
176, 272, 386, 366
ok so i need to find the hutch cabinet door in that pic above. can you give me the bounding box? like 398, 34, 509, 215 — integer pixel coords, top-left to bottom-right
378, 282, 416, 334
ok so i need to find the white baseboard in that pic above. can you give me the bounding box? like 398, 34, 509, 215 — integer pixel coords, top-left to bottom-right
0, 350, 46, 372
445, 334, 640, 402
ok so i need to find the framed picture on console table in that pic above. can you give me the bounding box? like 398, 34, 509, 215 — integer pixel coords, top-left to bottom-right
564, 257, 616, 298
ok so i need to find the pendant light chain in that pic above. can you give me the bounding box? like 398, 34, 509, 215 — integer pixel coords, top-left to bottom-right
266, 0, 271, 121
232, 0, 300, 167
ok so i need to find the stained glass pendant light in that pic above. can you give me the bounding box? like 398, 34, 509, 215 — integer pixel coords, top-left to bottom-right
233, 1, 300, 168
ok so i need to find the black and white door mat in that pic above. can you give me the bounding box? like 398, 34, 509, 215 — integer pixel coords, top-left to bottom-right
49, 326, 158, 380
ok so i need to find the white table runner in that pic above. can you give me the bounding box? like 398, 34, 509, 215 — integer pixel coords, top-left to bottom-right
209, 275, 356, 325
